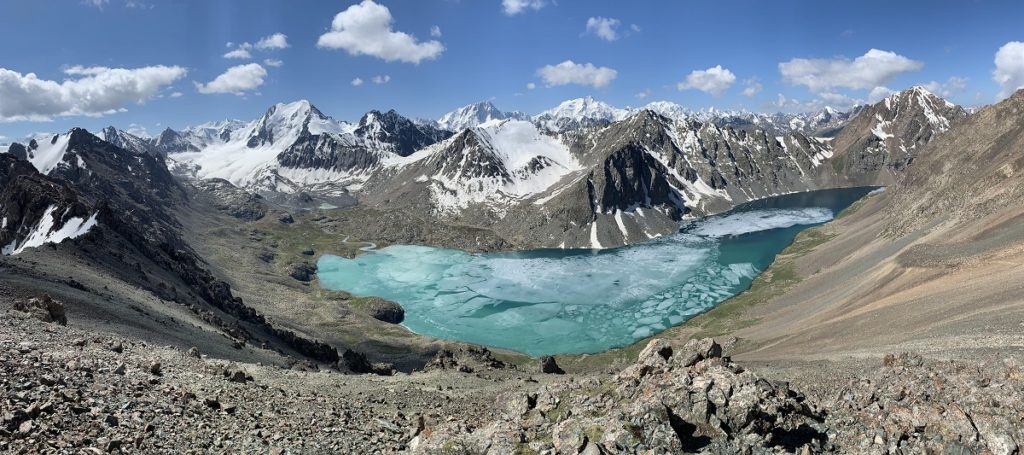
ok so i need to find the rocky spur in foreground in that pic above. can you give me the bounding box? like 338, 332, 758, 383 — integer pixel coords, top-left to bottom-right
414, 338, 1023, 455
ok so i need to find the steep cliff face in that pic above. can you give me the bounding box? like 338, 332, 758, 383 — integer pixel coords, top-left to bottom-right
0, 154, 96, 256
821, 86, 968, 187
354, 110, 453, 157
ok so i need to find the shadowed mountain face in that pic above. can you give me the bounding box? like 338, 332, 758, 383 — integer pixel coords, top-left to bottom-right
0, 128, 341, 364
27, 87, 966, 250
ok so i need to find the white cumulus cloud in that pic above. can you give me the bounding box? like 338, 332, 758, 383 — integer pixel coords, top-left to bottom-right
502, 0, 545, 15
585, 17, 620, 41
194, 63, 266, 95
351, 78, 364, 86
223, 48, 252, 60
430, 25, 442, 38
536, 60, 617, 89
263, 59, 283, 67
255, 33, 289, 50
677, 65, 736, 97
742, 78, 762, 97
0, 65, 186, 122
317, 0, 444, 64
526, 82, 536, 90
779, 49, 923, 93
372, 74, 390, 84
994, 41, 1024, 99
922, 76, 967, 99
868, 86, 896, 103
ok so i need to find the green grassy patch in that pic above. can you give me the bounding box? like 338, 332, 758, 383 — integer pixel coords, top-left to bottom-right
585, 426, 605, 444
546, 397, 571, 423
248, 215, 368, 280
835, 198, 867, 220
514, 443, 539, 455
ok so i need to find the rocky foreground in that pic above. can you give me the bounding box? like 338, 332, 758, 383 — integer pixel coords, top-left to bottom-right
3, 299, 1023, 454
0, 301, 533, 454
415, 340, 1023, 454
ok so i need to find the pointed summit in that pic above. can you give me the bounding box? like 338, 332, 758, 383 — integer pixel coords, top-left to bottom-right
437, 101, 529, 131
355, 109, 452, 157
825, 85, 968, 186
534, 97, 628, 132
246, 100, 349, 148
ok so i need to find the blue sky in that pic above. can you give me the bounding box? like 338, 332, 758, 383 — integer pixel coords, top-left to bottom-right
1, 0, 1024, 140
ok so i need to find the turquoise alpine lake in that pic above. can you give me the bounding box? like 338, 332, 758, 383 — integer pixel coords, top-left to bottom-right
317, 187, 879, 356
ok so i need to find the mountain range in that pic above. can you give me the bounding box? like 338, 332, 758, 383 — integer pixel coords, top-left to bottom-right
2, 86, 967, 250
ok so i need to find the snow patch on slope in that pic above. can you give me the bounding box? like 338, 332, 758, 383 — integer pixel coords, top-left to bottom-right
3, 205, 98, 256
402, 120, 582, 213
23, 133, 72, 175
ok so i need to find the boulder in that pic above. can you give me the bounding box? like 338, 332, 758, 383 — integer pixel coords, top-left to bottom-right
539, 356, 565, 374
638, 339, 674, 366
287, 262, 317, 282
13, 294, 67, 325
279, 213, 294, 224
676, 338, 722, 367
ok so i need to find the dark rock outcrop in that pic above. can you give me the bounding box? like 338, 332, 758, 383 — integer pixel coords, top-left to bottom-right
13, 295, 67, 325
193, 179, 266, 221
352, 297, 405, 324
539, 356, 564, 374
425, 346, 508, 372
6, 142, 27, 161
287, 262, 317, 282
354, 109, 452, 157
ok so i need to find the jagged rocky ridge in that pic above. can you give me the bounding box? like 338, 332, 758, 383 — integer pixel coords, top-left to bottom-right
23, 86, 966, 249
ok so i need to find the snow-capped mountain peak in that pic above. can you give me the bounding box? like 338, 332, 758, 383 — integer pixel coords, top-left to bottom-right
534, 97, 629, 132
100, 126, 158, 156
878, 86, 961, 132
638, 101, 691, 121
436, 101, 528, 131
246, 100, 351, 148
355, 109, 453, 157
